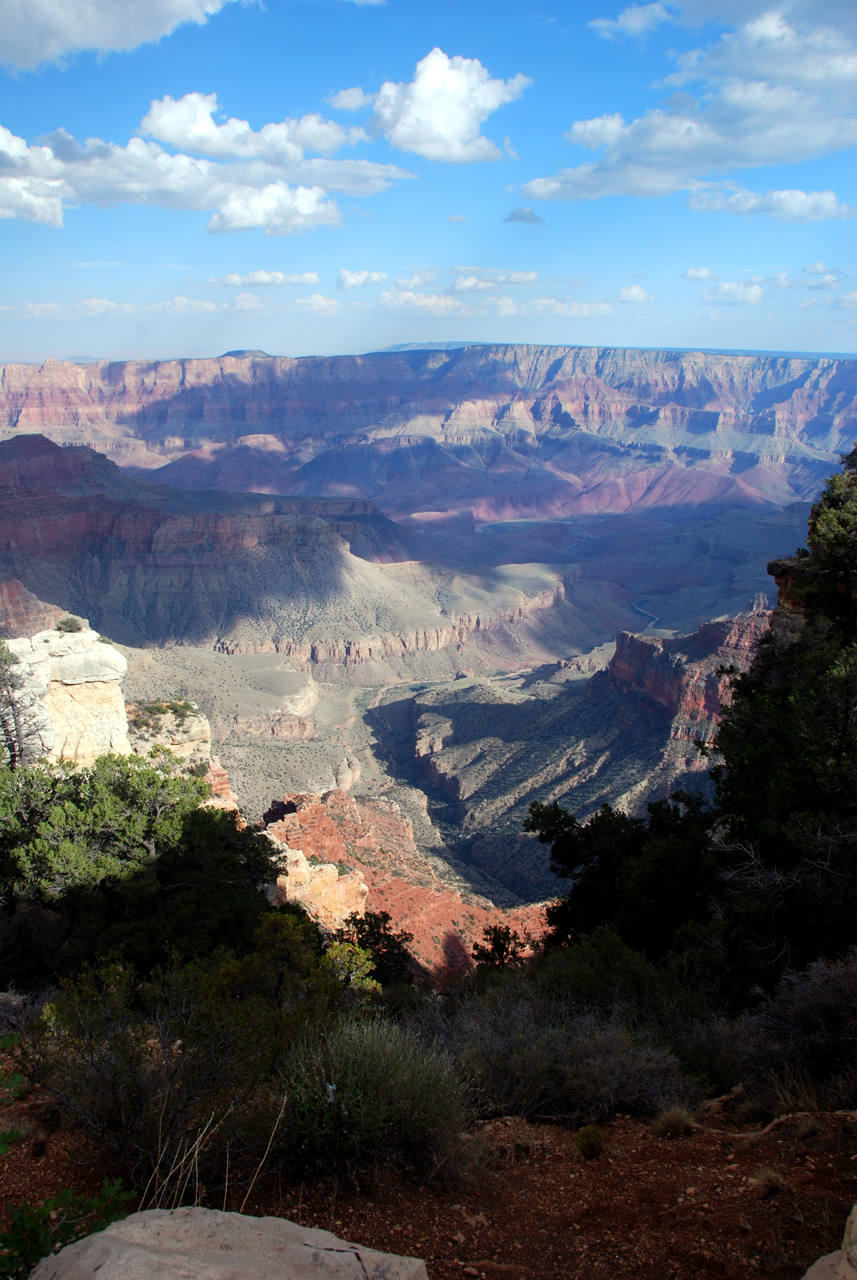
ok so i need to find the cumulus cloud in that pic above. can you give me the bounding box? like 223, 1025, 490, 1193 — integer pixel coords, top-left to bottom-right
328, 88, 375, 112
589, 2, 672, 40
839, 291, 857, 309
448, 213, 468, 222
370, 48, 530, 162
682, 266, 717, 279
504, 206, 545, 223
701, 280, 764, 304
142, 93, 366, 162
0, 0, 237, 71
207, 182, 341, 234
0, 107, 413, 234
521, 7, 857, 221
336, 268, 387, 289
616, 284, 654, 302
803, 261, 839, 275
208, 270, 319, 286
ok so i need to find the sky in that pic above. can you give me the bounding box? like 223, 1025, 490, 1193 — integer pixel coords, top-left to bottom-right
0, 0, 854, 361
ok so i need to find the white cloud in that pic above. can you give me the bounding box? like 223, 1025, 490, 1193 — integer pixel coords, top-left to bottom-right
294, 293, 341, 314
616, 284, 654, 302
803, 261, 838, 275
328, 88, 374, 112
142, 93, 367, 162
682, 266, 716, 279
21, 293, 227, 318
0, 0, 237, 70
525, 298, 614, 316
370, 48, 530, 162
232, 292, 264, 311
689, 185, 854, 222
0, 109, 412, 234
839, 291, 857, 309
381, 288, 468, 315
589, 3, 672, 40
700, 280, 764, 304
209, 270, 319, 286
451, 270, 537, 292
448, 214, 467, 222
394, 270, 437, 288
522, 8, 857, 220
336, 268, 387, 289
207, 182, 341, 235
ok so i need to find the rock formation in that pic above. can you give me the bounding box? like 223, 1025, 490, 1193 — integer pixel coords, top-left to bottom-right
127, 698, 213, 766
405, 612, 769, 901
264, 837, 369, 930
28, 1207, 428, 1280
0, 435, 627, 657
263, 791, 543, 968
2, 625, 130, 766
803, 1204, 857, 1280
0, 349, 854, 525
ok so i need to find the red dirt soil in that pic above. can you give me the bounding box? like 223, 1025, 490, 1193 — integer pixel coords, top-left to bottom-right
3, 1073, 855, 1280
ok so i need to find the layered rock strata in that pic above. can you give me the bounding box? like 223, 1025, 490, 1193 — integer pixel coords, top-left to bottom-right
2, 626, 130, 766
0, 435, 605, 657
0, 347, 853, 526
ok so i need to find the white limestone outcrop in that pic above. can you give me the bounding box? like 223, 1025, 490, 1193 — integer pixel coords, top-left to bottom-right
3, 625, 130, 765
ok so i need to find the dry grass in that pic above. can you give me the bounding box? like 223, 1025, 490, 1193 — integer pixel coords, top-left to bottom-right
748, 1166, 791, 1198
651, 1105, 695, 1139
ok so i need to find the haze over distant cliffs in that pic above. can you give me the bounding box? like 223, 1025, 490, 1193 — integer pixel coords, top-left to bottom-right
0, 346, 854, 532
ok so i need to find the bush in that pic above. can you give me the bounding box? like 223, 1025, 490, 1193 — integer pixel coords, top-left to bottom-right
55, 617, 83, 634
277, 1018, 467, 1180
737, 950, 857, 1084
0, 1181, 133, 1280
575, 1125, 605, 1159
411, 982, 694, 1124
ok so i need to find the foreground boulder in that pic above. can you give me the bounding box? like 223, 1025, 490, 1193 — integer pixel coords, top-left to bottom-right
803, 1204, 857, 1280
29, 1207, 428, 1280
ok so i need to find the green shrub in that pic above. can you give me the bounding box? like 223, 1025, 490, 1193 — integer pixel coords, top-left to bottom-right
277, 1018, 467, 1180
0, 1180, 133, 1280
54, 617, 83, 634
575, 1125, 605, 1159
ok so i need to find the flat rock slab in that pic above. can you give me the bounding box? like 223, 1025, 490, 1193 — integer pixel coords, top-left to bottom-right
29, 1207, 429, 1280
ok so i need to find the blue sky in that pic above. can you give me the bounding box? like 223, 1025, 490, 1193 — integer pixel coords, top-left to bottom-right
0, 0, 854, 361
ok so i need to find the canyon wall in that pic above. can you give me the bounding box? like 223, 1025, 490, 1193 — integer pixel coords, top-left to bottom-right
0, 435, 635, 656
0, 347, 854, 527
263, 790, 543, 969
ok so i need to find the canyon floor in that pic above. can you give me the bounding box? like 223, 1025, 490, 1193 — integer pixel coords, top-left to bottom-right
3, 1076, 855, 1280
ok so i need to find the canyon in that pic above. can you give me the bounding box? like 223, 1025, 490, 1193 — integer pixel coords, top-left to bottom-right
0, 344, 854, 934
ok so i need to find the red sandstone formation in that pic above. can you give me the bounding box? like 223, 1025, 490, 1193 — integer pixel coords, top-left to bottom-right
263, 790, 544, 972
606, 613, 771, 746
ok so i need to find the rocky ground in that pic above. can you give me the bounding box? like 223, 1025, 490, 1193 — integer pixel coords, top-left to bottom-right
2, 1075, 855, 1279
